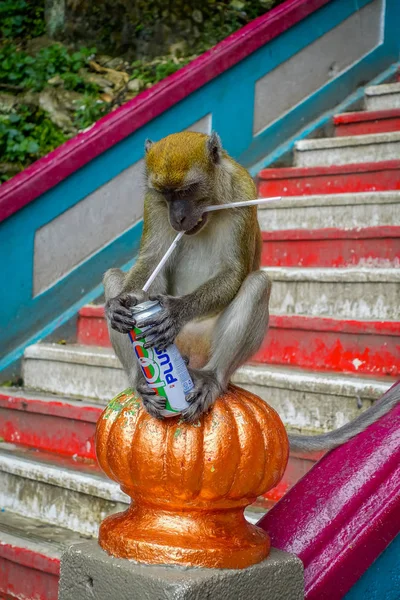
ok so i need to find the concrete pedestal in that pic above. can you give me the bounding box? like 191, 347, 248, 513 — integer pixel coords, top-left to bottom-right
59, 541, 304, 600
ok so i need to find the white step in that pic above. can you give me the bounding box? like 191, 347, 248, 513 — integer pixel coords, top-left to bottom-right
23, 343, 128, 401
257, 191, 400, 231
294, 132, 400, 167
365, 82, 400, 111
0, 511, 83, 562
0, 443, 128, 536
264, 267, 400, 320
234, 363, 393, 433
23, 343, 395, 433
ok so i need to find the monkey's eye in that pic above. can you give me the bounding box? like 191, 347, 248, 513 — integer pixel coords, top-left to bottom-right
178, 183, 199, 195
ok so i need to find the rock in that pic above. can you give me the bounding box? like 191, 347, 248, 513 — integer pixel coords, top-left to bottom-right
48, 75, 64, 86
84, 72, 114, 92
88, 61, 129, 89
20, 91, 40, 107
0, 163, 21, 176
100, 93, 113, 103
127, 79, 143, 93
38, 89, 78, 131
169, 41, 188, 58
192, 9, 203, 23
0, 93, 17, 113
230, 0, 245, 9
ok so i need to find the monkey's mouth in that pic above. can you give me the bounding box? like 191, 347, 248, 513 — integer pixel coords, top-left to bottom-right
184, 212, 208, 235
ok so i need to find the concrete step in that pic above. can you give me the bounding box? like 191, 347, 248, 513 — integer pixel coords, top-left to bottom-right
262, 226, 400, 268
257, 191, 400, 231
365, 82, 400, 111
257, 163, 400, 197
0, 443, 128, 536
77, 308, 400, 377
334, 108, 400, 137
0, 512, 82, 600
23, 343, 127, 402
22, 343, 395, 434
0, 389, 315, 512
294, 132, 400, 168
264, 266, 400, 320
0, 387, 102, 459
235, 363, 394, 434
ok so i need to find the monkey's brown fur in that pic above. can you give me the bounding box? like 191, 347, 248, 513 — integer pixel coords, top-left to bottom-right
104, 132, 399, 449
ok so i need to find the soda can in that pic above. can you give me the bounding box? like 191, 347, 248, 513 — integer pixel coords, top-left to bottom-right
128, 300, 193, 417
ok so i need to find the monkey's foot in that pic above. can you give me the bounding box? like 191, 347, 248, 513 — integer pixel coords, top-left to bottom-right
182, 369, 222, 423
137, 381, 166, 420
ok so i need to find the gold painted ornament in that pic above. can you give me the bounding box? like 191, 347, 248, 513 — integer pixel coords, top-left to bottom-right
96, 384, 289, 569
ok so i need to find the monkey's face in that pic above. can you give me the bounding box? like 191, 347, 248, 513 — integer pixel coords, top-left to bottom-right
145, 131, 223, 235
157, 182, 209, 235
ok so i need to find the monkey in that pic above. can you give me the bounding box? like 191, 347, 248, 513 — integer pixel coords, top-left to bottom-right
104, 131, 399, 451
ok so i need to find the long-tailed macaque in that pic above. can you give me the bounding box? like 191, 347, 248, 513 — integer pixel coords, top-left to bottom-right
104, 131, 399, 452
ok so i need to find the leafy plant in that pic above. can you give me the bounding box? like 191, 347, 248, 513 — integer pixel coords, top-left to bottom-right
0, 105, 67, 182
0, 44, 97, 93
0, 0, 45, 40
130, 56, 192, 87
72, 95, 107, 130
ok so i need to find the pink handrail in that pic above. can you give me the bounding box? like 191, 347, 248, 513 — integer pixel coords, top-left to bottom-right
258, 380, 400, 599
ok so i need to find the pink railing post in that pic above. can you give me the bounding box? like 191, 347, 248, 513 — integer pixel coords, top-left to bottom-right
258, 381, 400, 600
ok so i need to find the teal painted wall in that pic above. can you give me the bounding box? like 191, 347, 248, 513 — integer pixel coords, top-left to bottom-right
345, 535, 400, 600
1, 0, 400, 373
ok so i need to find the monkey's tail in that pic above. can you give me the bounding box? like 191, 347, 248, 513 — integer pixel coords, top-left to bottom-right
288, 380, 400, 454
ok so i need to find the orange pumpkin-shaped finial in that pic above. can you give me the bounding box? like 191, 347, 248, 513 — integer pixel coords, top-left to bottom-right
96, 384, 288, 569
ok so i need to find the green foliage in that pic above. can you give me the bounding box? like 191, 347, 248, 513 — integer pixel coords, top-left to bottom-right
0, 104, 67, 182
0, 0, 284, 183
0, 43, 97, 93
0, 0, 45, 40
131, 56, 191, 86
72, 95, 107, 130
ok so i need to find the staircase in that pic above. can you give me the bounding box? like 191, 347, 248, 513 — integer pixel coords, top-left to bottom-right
1, 78, 399, 599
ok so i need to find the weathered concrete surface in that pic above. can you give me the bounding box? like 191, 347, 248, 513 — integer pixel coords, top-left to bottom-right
294, 132, 400, 167
257, 191, 400, 231
365, 82, 400, 111
59, 541, 304, 600
0, 510, 83, 561
233, 364, 392, 433
264, 267, 400, 320
23, 343, 393, 433
0, 444, 128, 536
23, 343, 127, 400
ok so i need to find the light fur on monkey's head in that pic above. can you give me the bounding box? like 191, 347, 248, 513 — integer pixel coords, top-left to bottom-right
144, 132, 223, 191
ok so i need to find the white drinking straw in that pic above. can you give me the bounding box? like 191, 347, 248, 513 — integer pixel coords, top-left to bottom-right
142, 196, 281, 292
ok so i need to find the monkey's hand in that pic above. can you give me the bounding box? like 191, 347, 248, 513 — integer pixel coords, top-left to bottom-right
139, 294, 185, 350
182, 369, 223, 423
105, 291, 147, 334
137, 380, 166, 420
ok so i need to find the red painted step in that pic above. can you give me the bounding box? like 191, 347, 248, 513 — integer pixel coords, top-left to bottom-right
77, 307, 400, 376
258, 160, 400, 196
77, 305, 109, 347
253, 315, 400, 377
0, 389, 315, 508
0, 390, 102, 459
261, 226, 400, 268
334, 108, 400, 136
0, 543, 59, 600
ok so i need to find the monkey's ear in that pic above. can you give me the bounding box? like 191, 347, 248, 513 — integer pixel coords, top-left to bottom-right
206, 131, 222, 165
145, 139, 154, 153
